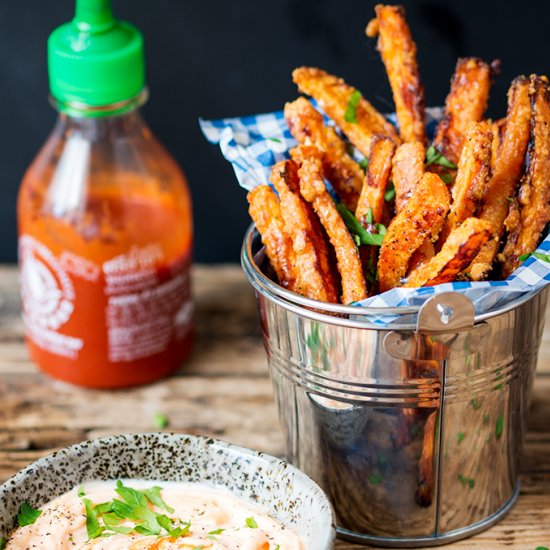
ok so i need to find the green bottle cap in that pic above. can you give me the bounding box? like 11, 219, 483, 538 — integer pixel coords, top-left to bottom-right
48, 0, 145, 113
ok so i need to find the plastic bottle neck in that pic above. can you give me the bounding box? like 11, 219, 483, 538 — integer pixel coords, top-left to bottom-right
51, 88, 148, 119
54, 99, 150, 142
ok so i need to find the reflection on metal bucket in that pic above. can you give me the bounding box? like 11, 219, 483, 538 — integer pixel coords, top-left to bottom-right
242, 226, 548, 547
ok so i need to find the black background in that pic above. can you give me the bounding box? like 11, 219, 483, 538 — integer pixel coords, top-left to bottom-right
0, 0, 548, 263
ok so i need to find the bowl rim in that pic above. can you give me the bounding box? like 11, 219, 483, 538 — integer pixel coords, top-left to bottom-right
0, 432, 336, 549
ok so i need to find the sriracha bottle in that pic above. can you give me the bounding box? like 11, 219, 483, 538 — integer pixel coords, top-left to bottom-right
17, 0, 193, 388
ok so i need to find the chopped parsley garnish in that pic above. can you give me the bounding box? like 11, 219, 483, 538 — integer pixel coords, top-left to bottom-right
495, 414, 504, 439
208, 528, 226, 535
359, 157, 369, 171
440, 172, 453, 185
83, 497, 105, 539
246, 516, 258, 528
368, 472, 383, 485
376, 223, 386, 236
344, 90, 362, 123
81, 481, 189, 540
93, 502, 113, 515
267, 137, 282, 143
457, 431, 465, 445
336, 203, 385, 246
425, 145, 458, 170
17, 502, 42, 527
364, 207, 374, 225
153, 412, 170, 429
519, 251, 550, 263
470, 398, 481, 410
507, 196, 514, 202
139, 484, 175, 513
384, 181, 395, 202
457, 474, 475, 488
364, 257, 378, 284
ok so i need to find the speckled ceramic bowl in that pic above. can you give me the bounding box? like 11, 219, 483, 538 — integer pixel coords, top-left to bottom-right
0, 432, 335, 548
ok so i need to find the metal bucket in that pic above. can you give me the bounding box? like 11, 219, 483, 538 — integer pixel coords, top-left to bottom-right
241, 225, 549, 547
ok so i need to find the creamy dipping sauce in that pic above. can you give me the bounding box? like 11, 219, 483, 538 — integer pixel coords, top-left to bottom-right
5, 480, 303, 549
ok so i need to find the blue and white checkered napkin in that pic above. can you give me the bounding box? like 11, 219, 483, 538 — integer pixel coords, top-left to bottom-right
200, 104, 550, 324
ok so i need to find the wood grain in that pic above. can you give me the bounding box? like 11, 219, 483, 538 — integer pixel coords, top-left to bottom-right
0, 265, 549, 548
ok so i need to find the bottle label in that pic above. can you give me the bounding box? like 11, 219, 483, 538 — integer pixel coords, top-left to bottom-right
102, 245, 192, 362
19, 235, 192, 363
19, 235, 84, 358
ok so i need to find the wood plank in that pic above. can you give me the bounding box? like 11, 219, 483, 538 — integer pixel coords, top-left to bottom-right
0, 373, 282, 454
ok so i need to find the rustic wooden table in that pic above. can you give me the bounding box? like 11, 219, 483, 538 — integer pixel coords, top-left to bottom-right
1, 265, 549, 548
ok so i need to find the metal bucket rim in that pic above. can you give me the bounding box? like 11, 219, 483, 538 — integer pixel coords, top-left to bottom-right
241, 224, 545, 331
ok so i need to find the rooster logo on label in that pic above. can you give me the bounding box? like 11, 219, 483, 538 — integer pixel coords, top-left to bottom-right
20, 235, 75, 330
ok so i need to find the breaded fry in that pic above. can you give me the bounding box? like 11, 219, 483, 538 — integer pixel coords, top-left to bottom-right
491, 118, 506, 169
405, 218, 493, 287
467, 76, 531, 280
378, 173, 450, 292
392, 140, 433, 278
437, 121, 492, 247
501, 196, 522, 274
270, 160, 339, 303
407, 238, 435, 274
293, 145, 368, 303
247, 185, 298, 291
366, 4, 426, 144
274, 154, 337, 286
355, 135, 396, 223
503, 196, 521, 235
275, 158, 339, 293
284, 97, 363, 211
433, 57, 498, 164
500, 75, 550, 277
392, 144, 433, 277
284, 148, 342, 290
292, 67, 399, 156
392, 141, 425, 212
